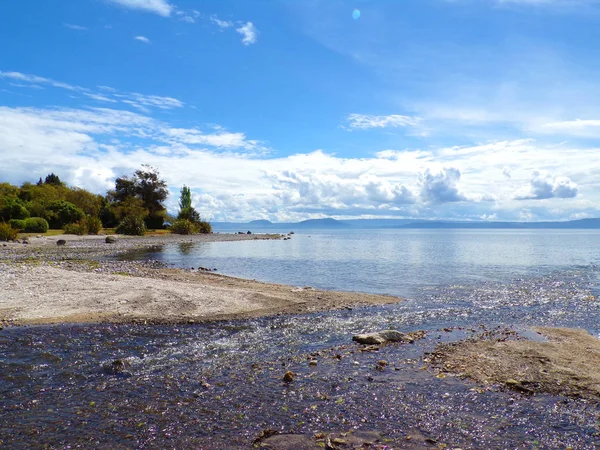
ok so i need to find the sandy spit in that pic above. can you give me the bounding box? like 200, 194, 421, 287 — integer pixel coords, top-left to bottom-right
0, 233, 400, 326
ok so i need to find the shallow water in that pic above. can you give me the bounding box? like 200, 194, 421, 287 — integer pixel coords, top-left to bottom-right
2, 265, 600, 448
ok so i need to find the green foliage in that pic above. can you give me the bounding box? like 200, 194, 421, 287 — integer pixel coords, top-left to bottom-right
64, 188, 103, 217
178, 206, 201, 223
47, 200, 85, 228
63, 221, 88, 236
8, 219, 26, 230
197, 221, 212, 234
109, 165, 168, 229
17, 217, 49, 233
116, 216, 147, 236
0, 222, 18, 241
0, 197, 30, 221
83, 215, 102, 235
171, 218, 197, 235
44, 173, 64, 186
179, 185, 192, 210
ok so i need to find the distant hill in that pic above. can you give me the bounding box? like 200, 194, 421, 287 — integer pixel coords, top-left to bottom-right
211, 217, 600, 231
294, 218, 352, 228
248, 220, 273, 226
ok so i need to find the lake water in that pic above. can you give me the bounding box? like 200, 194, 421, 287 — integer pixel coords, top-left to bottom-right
3, 229, 600, 448
124, 229, 600, 298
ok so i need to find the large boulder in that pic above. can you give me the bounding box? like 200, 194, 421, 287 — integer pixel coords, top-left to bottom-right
352, 330, 414, 345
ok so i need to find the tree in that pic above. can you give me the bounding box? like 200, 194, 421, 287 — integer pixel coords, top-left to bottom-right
44, 173, 64, 186
108, 165, 168, 229
46, 200, 84, 228
0, 197, 30, 221
177, 185, 200, 222
179, 185, 192, 211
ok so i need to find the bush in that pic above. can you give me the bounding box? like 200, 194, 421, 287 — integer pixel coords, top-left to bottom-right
197, 221, 212, 234
116, 216, 146, 236
0, 197, 30, 221
47, 200, 84, 228
171, 219, 196, 235
63, 221, 88, 236
23, 217, 49, 233
84, 215, 102, 235
0, 222, 18, 241
8, 219, 26, 230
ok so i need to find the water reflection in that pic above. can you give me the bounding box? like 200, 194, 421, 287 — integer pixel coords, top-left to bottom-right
177, 241, 195, 255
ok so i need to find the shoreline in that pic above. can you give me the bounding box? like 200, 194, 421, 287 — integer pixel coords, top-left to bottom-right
0, 233, 401, 326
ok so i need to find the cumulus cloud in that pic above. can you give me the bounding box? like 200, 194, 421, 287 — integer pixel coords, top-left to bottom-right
418, 167, 467, 203
236, 22, 258, 46
514, 171, 579, 200
346, 114, 422, 130
105, 0, 173, 17
269, 170, 415, 213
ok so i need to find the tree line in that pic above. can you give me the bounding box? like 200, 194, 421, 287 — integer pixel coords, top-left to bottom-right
0, 166, 211, 240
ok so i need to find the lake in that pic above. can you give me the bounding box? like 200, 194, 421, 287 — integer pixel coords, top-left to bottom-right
122, 229, 600, 298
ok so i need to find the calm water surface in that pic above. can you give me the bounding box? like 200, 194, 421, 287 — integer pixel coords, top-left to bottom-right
124, 229, 600, 297
2, 229, 600, 448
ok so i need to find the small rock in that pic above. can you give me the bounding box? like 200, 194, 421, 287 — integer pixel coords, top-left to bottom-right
247, 230, 252, 234
352, 330, 414, 345
283, 371, 294, 382
309, 360, 317, 366
105, 236, 116, 244
56, 239, 66, 246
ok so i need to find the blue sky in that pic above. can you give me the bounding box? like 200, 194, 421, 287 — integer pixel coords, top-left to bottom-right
1, 0, 600, 222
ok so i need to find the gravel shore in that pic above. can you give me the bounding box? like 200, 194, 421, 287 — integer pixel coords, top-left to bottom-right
0, 233, 400, 326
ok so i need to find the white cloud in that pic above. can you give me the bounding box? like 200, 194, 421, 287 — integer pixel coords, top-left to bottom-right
134, 36, 151, 44
502, 166, 512, 179
1, 71, 183, 111
418, 167, 467, 203
539, 119, 600, 137
63, 23, 88, 31
346, 113, 423, 130
236, 22, 258, 46
105, 0, 173, 17
211, 16, 233, 29
84, 93, 118, 103
514, 170, 579, 200
0, 71, 83, 92
0, 102, 598, 221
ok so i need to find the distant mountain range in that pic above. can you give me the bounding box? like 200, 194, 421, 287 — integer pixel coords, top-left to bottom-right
212, 217, 600, 231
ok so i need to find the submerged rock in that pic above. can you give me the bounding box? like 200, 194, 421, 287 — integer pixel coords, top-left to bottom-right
282, 371, 294, 382
352, 330, 414, 345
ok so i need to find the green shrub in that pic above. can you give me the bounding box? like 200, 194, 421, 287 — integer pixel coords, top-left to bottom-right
197, 221, 212, 234
116, 216, 146, 236
63, 221, 88, 235
1, 198, 30, 221
83, 215, 102, 235
171, 218, 196, 235
8, 219, 26, 230
47, 200, 84, 228
0, 222, 18, 241
22, 217, 49, 233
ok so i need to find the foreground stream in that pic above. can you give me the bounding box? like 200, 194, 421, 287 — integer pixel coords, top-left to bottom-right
2, 265, 600, 449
